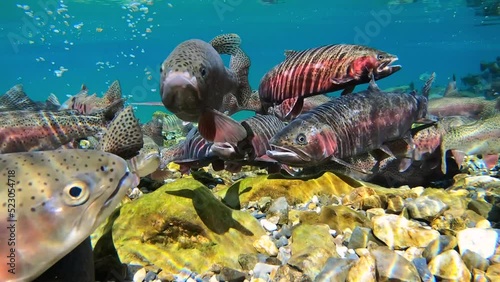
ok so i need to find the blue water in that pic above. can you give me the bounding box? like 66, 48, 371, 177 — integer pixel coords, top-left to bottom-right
0, 0, 498, 122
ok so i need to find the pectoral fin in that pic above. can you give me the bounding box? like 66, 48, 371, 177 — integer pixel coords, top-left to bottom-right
199, 109, 247, 143
330, 156, 373, 174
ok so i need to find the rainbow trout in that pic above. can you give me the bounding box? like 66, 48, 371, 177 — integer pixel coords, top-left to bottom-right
0, 149, 139, 282
267, 76, 430, 172
60, 80, 124, 115
259, 44, 401, 119
441, 114, 500, 173
160, 34, 252, 143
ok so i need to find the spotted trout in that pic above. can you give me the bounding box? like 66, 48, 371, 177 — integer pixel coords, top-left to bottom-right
0, 149, 139, 282
160, 33, 253, 143
267, 76, 430, 172
258, 44, 401, 119
441, 114, 500, 174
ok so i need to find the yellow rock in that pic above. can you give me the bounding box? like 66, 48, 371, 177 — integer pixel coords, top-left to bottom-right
217, 172, 359, 208
428, 250, 471, 282
112, 178, 266, 274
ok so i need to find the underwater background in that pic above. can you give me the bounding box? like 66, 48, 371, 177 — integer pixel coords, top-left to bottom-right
0, 0, 499, 121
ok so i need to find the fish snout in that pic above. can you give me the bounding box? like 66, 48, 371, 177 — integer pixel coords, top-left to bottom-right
375, 56, 401, 78
161, 71, 200, 117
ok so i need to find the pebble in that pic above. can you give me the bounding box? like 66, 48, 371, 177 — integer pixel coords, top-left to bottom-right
133, 268, 147, 282
217, 267, 246, 282
260, 219, 278, 232
275, 236, 289, 248
252, 263, 279, 280
253, 235, 279, 256
406, 196, 448, 221
277, 246, 291, 265
457, 228, 498, 259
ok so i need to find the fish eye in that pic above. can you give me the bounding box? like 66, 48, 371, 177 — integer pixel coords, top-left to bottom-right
295, 133, 307, 145
160, 65, 164, 73
200, 67, 207, 77
62, 181, 90, 206
100, 165, 108, 172
377, 54, 385, 60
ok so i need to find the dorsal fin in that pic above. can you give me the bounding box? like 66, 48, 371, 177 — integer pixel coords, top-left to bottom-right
46, 93, 61, 107
103, 80, 122, 101
81, 84, 87, 92
367, 75, 381, 92
284, 50, 298, 58
422, 72, 435, 98
443, 74, 457, 97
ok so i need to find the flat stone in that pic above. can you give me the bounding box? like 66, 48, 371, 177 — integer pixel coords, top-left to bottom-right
217, 267, 246, 282
457, 228, 498, 259
468, 200, 493, 218
370, 247, 421, 282
267, 197, 289, 225
428, 250, 471, 282
288, 224, 338, 280
412, 257, 434, 282
315, 257, 357, 281
406, 196, 447, 221
462, 250, 489, 272
347, 226, 383, 249
422, 235, 458, 262
386, 195, 405, 214
372, 214, 440, 249
260, 219, 278, 232
238, 254, 259, 271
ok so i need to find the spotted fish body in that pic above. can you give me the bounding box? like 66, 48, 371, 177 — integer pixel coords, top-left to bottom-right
160, 34, 252, 143
428, 97, 499, 120
0, 149, 139, 282
0, 110, 112, 154
441, 114, 500, 173
258, 44, 401, 118
267, 79, 428, 168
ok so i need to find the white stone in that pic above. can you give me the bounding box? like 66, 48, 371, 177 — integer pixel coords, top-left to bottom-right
260, 219, 278, 232
133, 268, 146, 282
457, 228, 498, 259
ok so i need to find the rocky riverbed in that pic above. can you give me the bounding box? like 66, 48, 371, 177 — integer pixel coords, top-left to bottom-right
91, 168, 500, 282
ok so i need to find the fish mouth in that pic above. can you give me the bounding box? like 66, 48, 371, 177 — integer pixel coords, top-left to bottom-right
161, 71, 200, 119
376, 57, 402, 76
104, 171, 139, 207
266, 145, 312, 166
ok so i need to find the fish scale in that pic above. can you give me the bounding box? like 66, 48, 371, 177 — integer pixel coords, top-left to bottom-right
0, 149, 138, 282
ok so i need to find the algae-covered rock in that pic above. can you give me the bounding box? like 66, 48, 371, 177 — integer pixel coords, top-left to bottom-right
288, 224, 339, 279
112, 178, 266, 275
217, 172, 359, 209
372, 214, 440, 249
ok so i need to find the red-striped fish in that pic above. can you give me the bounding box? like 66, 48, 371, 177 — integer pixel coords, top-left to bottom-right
259, 44, 401, 119
266, 76, 428, 172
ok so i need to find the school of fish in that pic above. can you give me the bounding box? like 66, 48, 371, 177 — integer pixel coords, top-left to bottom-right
1, 32, 499, 281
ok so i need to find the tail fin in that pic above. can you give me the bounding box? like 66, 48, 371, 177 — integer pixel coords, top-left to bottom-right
421, 72, 435, 98
210, 33, 242, 55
